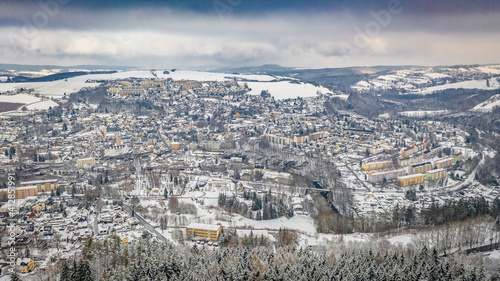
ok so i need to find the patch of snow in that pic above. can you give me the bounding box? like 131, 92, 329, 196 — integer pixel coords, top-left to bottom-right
424, 73, 450, 79
68, 70, 277, 82
0, 81, 100, 98
0, 93, 41, 104
470, 94, 500, 112
25, 100, 59, 110
243, 81, 330, 100
413, 79, 500, 95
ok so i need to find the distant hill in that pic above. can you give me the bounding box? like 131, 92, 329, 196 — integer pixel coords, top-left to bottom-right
0, 63, 135, 72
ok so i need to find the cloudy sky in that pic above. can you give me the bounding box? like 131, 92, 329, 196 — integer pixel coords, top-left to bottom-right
1, 0, 500, 69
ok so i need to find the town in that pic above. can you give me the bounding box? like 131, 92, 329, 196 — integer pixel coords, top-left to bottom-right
0, 68, 499, 278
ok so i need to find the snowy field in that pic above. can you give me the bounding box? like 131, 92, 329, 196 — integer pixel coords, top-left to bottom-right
243, 81, 331, 100
0, 93, 41, 104
68, 70, 277, 82
0, 80, 101, 98
470, 94, 500, 112
25, 100, 59, 110
413, 79, 500, 95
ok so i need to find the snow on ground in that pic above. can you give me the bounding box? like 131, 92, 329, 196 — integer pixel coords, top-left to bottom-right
424, 73, 450, 79
0, 93, 41, 104
155, 70, 277, 82
25, 100, 59, 110
487, 250, 500, 259
68, 70, 277, 82
476, 66, 500, 74
226, 214, 317, 234
333, 94, 349, 100
243, 81, 331, 100
413, 79, 500, 95
387, 234, 413, 246
470, 94, 500, 112
0, 81, 100, 98
399, 110, 450, 117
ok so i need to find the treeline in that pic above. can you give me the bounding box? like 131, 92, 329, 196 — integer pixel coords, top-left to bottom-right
393, 196, 500, 229
314, 195, 500, 234
62, 238, 495, 281
476, 151, 500, 186
218, 191, 294, 220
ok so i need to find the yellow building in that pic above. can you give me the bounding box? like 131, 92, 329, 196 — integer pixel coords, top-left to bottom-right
408, 162, 432, 174
170, 142, 181, 149
186, 223, 222, 241
293, 135, 308, 144
398, 173, 425, 187
107, 87, 122, 94
20, 179, 58, 192
17, 258, 35, 273
361, 159, 393, 171
0, 185, 39, 200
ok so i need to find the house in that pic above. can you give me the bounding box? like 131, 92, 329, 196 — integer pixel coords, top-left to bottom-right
186, 223, 222, 241
452, 152, 463, 164
17, 258, 35, 273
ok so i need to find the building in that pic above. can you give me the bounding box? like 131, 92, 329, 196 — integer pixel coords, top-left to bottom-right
15, 185, 38, 200
17, 258, 35, 273
408, 162, 432, 174
452, 152, 463, 164
433, 156, 453, 169
186, 223, 222, 241
361, 159, 393, 171
425, 169, 447, 181
367, 168, 407, 183
20, 179, 58, 192
266, 133, 292, 146
293, 134, 308, 144
76, 157, 96, 169
0, 185, 38, 200
398, 173, 425, 187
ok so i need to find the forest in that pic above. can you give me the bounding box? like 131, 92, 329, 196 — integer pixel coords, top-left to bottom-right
49, 237, 499, 281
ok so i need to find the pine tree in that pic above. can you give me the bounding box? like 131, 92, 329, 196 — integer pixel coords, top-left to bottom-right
76, 260, 93, 281
60, 262, 71, 281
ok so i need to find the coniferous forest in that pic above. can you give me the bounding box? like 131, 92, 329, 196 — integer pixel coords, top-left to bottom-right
58, 237, 500, 281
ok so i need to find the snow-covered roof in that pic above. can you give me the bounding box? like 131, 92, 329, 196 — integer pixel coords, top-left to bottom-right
186, 223, 222, 231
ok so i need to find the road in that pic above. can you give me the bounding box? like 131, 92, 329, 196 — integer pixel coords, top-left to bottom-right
122, 204, 167, 242
431, 152, 484, 196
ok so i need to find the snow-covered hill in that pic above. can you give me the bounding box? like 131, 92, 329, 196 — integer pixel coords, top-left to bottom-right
470, 94, 500, 112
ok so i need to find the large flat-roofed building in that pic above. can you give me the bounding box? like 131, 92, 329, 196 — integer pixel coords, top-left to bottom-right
367, 168, 407, 183
398, 173, 425, 187
77, 157, 96, 169
433, 156, 453, 169
186, 223, 222, 241
425, 169, 447, 181
361, 159, 393, 171
20, 179, 57, 192
409, 162, 432, 174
